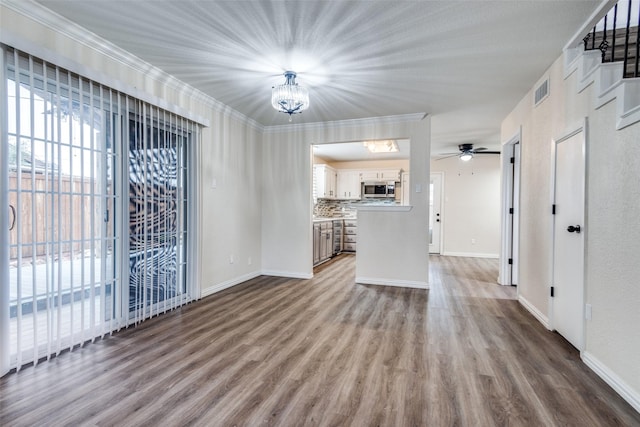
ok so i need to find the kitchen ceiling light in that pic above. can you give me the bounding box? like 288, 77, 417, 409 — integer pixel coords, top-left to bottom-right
460, 152, 474, 161
363, 140, 399, 153
271, 71, 309, 121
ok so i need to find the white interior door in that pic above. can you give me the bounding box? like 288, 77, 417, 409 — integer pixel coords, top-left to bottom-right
429, 173, 443, 254
552, 129, 586, 350
500, 140, 521, 286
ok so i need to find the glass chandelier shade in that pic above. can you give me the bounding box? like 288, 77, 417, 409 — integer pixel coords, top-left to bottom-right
271, 71, 309, 119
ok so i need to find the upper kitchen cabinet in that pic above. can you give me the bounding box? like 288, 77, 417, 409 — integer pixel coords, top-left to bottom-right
336, 170, 361, 200
359, 169, 401, 182
314, 164, 337, 199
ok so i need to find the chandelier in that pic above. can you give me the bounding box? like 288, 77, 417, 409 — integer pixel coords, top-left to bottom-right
271, 71, 309, 121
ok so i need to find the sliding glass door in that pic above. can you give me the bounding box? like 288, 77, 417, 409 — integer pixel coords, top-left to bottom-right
5, 49, 118, 367
2, 46, 198, 372
127, 108, 190, 321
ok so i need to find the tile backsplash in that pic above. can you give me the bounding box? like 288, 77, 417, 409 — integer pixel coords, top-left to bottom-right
314, 198, 399, 218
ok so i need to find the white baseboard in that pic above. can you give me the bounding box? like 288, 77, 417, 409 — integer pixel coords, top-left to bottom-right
355, 277, 429, 290
200, 271, 261, 298
518, 295, 550, 330
442, 252, 499, 259
582, 351, 640, 414
261, 270, 313, 280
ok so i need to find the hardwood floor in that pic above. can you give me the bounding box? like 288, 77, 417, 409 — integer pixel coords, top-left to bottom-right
1, 254, 639, 426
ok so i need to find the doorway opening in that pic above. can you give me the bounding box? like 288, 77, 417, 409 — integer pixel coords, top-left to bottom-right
500, 132, 521, 286
429, 173, 443, 254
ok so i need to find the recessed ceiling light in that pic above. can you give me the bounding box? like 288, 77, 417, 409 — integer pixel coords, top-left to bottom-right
363, 140, 398, 153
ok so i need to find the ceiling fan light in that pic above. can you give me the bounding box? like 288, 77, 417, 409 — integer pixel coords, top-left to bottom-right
460, 152, 473, 162
272, 71, 309, 120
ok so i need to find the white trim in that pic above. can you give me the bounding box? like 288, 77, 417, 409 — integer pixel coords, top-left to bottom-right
442, 252, 499, 259
0, 44, 10, 377
261, 270, 313, 280
429, 172, 444, 255
0, 0, 269, 130
0, 28, 210, 128
518, 295, 551, 330
616, 78, 640, 130
499, 129, 521, 286
355, 277, 428, 289
582, 351, 640, 413
563, 47, 640, 130
200, 271, 262, 298
564, 0, 617, 50
263, 113, 426, 134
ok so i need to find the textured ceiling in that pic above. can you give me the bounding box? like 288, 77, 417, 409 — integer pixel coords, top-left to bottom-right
34, 0, 600, 154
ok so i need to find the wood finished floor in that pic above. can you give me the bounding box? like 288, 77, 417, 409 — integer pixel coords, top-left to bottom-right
1, 255, 639, 426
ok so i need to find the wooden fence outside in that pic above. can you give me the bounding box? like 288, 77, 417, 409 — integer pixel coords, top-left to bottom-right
8, 172, 108, 260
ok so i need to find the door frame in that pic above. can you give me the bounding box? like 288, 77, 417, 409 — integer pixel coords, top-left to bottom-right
499, 129, 521, 286
0, 44, 10, 377
549, 119, 588, 350
429, 172, 444, 254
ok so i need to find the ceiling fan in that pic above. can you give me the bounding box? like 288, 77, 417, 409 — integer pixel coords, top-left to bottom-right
436, 143, 500, 161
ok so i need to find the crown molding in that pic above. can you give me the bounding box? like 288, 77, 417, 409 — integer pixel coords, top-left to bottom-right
263, 113, 427, 134
1, 0, 264, 132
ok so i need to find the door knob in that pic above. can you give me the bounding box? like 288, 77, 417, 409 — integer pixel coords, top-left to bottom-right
567, 225, 581, 233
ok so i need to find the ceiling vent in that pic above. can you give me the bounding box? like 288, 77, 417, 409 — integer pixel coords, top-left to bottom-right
534, 77, 550, 107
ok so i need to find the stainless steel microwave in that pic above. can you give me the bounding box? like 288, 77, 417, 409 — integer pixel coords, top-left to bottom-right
362, 181, 395, 198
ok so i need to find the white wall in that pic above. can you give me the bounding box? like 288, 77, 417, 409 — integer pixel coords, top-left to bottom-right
431, 156, 501, 258
199, 115, 263, 295
262, 114, 429, 286
502, 53, 640, 407
0, 3, 264, 298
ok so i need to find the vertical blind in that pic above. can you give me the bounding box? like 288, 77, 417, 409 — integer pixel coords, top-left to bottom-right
1, 45, 199, 372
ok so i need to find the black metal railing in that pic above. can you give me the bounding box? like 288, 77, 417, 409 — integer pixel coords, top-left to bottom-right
583, 0, 639, 78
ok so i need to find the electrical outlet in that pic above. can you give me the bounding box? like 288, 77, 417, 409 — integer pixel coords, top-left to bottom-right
585, 303, 592, 320
248, 257, 252, 266
471, 238, 476, 244
229, 254, 234, 264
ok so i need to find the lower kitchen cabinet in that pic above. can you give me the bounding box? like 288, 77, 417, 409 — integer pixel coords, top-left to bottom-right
313, 220, 334, 266
342, 219, 357, 252
333, 219, 343, 255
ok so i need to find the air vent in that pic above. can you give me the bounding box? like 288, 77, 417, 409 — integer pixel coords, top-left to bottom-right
534, 78, 550, 107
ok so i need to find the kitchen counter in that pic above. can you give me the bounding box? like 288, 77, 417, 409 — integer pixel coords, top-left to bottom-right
313, 217, 335, 223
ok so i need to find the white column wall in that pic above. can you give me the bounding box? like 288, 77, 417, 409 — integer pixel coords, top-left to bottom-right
262, 115, 430, 285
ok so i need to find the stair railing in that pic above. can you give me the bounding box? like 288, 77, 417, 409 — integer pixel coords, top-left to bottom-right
583, 0, 640, 78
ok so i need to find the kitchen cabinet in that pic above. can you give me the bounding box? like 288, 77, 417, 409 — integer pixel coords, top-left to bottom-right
313, 223, 321, 265
333, 219, 343, 254
343, 219, 357, 252
359, 169, 401, 182
313, 220, 334, 265
336, 170, 361, 199
314, 165, 337, 199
